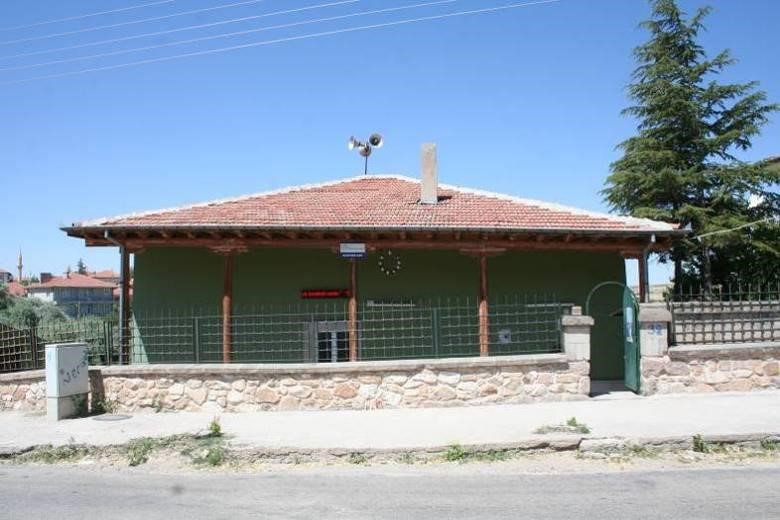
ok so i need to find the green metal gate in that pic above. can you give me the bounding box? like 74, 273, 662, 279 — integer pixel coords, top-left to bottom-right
621, 286, 640, 392
585, 282, 641, 393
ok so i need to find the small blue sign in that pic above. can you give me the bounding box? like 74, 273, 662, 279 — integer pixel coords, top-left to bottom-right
340, 243, 367, 259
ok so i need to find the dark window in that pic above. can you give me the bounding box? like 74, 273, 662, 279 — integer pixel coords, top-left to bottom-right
317, 331, 349, 363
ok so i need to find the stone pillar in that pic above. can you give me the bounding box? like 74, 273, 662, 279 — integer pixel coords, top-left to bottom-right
638, 303, 673, 395
561, 306, 594, 362
638, 303, 672, 357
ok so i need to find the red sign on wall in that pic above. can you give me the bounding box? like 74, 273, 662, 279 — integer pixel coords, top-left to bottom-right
301, 289, 351, 299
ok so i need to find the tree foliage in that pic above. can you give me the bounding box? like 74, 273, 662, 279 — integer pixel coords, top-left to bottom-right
76, 258, 88, 275
0, 285, 11, 312
603, 0, 779, 289
0, 296, 68, 329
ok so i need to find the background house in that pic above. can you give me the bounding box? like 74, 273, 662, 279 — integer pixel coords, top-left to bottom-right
26, 272, 116, 318
5, 282, 27, 298
0, 269, 12, 285
90, 270, 120, 285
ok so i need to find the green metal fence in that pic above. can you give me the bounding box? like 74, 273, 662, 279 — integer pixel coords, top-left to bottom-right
1, 294, 569, 373
668, 282, 780, 345
0, 320, 118, 373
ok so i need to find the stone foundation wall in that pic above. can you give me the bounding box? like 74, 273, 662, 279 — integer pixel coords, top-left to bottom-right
641, 342, 780, 395
0, 355, 589, 413
0, 370, 46, 412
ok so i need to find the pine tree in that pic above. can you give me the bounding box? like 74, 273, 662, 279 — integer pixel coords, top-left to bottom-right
76, 258, 87, 275
603, 0, 779, 291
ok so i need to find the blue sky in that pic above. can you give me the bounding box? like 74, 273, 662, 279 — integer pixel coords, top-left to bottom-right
0, 0, 778, 284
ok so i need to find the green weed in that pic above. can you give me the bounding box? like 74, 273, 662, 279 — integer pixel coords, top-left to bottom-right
347, 452, 368, 465
93, 397, 119, 415
629, 444, 658, 458
398, 452, 417, 465
691, 435, 728, 454
20, 444, 89, 464
127, 438, 156, 467
443, 444, 468, 462
566, 417, 591, 434
535, 417, 591, 435
208, 417, 222, 438
192, 446, 226, 467
470, 450, 509, 463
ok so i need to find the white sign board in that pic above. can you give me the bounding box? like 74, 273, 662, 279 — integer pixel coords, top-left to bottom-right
46, 343, 89, 398
339, 243, 367, 259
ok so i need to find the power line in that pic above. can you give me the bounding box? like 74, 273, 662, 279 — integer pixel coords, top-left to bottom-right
0, 0, 176, 33
0, 0, 560, 86
0, 0, 357, 62
0, 0, 273, 46
693, 217, 778, 241
1, 0, 457, 72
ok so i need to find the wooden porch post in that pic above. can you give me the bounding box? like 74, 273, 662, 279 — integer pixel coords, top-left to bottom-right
222, 254, 234, 363
478, 255, 489, 356
348, 260, 358, 362
638, 252, 648, 304
119, 246, 131, 365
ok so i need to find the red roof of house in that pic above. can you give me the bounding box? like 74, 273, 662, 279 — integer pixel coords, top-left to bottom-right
69, 176, 678, 235
90, 269, 119, 280
112, 278, 133, 300
6, 281, 27, 297
28, 273, 116, 290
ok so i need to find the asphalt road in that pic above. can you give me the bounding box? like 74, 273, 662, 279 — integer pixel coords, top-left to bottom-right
1, 464, 779, 520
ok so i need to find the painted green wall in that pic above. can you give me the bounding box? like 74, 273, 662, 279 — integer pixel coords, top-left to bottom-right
133, 247, 625, 378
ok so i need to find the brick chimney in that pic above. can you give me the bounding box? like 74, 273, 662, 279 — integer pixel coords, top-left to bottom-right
420, 143, 438, 205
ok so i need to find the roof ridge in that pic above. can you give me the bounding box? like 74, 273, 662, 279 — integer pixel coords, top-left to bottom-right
30, 272, 117, 288
67, 174, 677, 233
73, 174, 415, 227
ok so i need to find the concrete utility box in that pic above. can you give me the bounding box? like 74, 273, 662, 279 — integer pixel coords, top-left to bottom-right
45, 343, 89, 421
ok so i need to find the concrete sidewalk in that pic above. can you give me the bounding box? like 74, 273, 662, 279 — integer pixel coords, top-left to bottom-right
1, 391, 779, 452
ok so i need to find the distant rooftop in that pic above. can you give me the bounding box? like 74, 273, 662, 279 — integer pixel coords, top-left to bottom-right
28, 273, 116, 290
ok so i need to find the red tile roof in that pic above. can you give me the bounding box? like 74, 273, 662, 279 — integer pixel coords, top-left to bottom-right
90, 269, 119, 280
6, 281, 27, 297
28, 273, 116, 290
71, 176, 678, 234
112, 278, 133, 300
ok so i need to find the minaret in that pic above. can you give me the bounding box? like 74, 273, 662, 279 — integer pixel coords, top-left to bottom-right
17, 250, 22, 282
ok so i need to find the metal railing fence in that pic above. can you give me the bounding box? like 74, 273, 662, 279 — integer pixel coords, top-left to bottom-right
0, 319, 117, 374
1, 294, 569, 374
667, 282, 780, 345
55, 301, 116, 320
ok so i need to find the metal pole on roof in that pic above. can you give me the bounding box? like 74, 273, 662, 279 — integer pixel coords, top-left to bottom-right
348, 133, 383, 175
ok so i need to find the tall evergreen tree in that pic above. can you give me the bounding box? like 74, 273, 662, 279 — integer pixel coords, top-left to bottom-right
76, 258, 88, 275
603, 0, 779, 291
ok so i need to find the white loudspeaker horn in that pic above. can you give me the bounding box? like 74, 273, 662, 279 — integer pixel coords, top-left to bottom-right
368, 133, 383, 148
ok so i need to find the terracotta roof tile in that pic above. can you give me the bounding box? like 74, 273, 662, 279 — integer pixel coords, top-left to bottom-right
6, 281, 27, 297
28, 273, 116, 290
90, 270, 119, 280
72, 175, 678, 234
